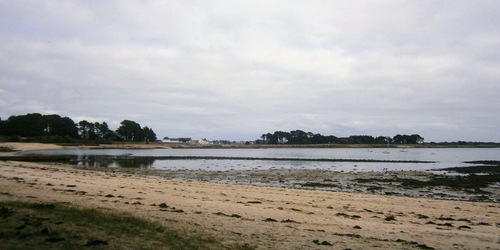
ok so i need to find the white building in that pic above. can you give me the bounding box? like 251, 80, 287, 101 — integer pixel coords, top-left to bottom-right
162, 137, 191, 143
198, 138, 212, 145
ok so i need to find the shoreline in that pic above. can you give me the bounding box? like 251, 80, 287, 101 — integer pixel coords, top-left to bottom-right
1, 161, 499, 249
1, 142, 499, 249
2, 142, 500, 153
1, 142, 499, 202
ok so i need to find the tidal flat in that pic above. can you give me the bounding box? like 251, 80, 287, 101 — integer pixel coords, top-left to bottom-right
1, 143, 499, 249
1, 160, 499, 249
96, 164, 500, 202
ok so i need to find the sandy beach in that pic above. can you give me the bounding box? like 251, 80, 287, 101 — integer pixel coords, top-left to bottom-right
1, 143, 499, 249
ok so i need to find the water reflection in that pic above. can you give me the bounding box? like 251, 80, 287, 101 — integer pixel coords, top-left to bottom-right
111, 158, 155, 168
73, 155, 156, 169
14, 147, 500, 172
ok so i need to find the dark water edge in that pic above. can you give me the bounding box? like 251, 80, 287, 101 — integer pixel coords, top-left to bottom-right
441, 161, 500, 174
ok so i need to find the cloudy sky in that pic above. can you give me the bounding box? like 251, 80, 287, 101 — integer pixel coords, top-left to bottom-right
1, 1, 499, 142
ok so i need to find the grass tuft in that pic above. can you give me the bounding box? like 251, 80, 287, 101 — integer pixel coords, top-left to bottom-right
385, 214, 396, 221
0, 201, 254, 250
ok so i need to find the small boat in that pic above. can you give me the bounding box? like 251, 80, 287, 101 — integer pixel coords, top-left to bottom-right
400, 140, 409, 152
383, 137, 390, 154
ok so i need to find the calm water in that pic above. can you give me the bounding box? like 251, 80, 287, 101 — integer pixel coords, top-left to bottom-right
15, 147, 500, 172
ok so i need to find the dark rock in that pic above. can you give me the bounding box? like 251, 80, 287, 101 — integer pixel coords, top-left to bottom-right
416, 214, 429, 219
86, 239, 108, 246
333, 233, 360, 238
313, 240, 333, 246
476, 222, 491, 226
214, 212, 241, 218
437, 216, 455, 221
46, 237, 65, 243
416, 243, 435, 250
41, 227, 51, 235
281, 219, 301, 224
438, 223, 453, 227
384, 214, 396, 221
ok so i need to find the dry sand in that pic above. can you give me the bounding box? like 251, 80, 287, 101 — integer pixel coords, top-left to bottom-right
1, 143, 499, 249
0, 142, 65, 153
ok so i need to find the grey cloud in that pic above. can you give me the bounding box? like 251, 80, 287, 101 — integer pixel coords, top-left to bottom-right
1, 1, 499, 142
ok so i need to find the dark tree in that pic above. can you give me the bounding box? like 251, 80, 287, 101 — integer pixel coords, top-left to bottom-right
260, 134, 267, 144
79, 121, 116, 143
266, 132, 276, 144
1, 113, 157, 143
409, 134, 424, 144
0, 113, 78, 140
257, 130, 422, 145
78, 120, 96, 141
116, 120, 144, 141
42, 115, 79, 138
375, 136, 389, 144
95, 122, 117, 141
393, 134, 424, 144
6, 113, 45, 137
143, 126, 157, 142
348, 135, 376, 144
288, 130, 310, 144
310, 133, 326, 144
275, 131, 288, 144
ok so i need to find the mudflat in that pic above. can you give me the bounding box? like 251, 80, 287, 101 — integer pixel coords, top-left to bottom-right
0, 143, 499, 249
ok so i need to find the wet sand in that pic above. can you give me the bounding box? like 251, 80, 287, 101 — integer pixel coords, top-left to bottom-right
1, 143, 499, 249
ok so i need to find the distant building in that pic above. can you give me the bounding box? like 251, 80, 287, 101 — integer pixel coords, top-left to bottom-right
162, 137, 192, 143
198, 138, 212, 145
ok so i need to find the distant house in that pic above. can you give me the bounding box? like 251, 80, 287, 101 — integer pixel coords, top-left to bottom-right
162, 137, 192, 143
198, 138, 212, 145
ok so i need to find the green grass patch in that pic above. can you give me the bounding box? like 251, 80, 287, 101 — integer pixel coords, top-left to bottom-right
0, 146, 14, 152
0, 201, 254, 250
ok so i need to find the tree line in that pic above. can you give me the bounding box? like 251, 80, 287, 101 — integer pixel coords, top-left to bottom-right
0, 113, 157, 143
257, 130, 424, 145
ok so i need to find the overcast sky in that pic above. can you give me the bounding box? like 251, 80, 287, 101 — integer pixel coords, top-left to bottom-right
1, 1, 499, 142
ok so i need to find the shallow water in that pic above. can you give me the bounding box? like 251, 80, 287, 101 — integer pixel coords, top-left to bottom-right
14, 147, 500, 172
